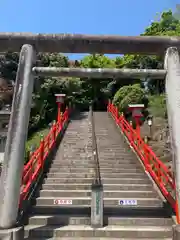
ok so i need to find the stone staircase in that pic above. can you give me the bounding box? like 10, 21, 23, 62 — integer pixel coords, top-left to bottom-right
24, 111, 173, 239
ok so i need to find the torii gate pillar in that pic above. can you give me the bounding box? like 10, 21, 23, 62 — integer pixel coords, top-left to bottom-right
164, 47, 180, 225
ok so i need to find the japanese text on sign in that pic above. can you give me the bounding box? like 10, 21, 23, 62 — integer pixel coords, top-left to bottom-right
54, 199, 72, 205
119, 199, 137, 205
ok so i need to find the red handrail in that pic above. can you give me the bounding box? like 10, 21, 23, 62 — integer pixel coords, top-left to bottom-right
107, 102, 179, 222
20, 108, 69, 206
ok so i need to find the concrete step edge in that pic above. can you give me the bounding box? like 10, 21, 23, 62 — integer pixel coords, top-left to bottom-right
43, 183, 152, 187
28, 215, 171, 221
35, 197, 161, 200
25, 238, 172, 240
39, 190, 155, 193
24, 224, 172, 231
45, 175, 148, 181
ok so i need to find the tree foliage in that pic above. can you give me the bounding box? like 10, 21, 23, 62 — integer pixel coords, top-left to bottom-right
113, 84, 148, 112
79, 54, 116, 110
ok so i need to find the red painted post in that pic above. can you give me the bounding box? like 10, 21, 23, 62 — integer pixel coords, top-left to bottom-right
129, 120, 133, 145
53, 121, 57, 142
175, 199, 180, 224
135, 117, 141, 136
65, 106, 69, 121
116, 107, 119, 124
143, 147, 149, 172
39, 135, 44, 167
57, 102, 61, 123
120, 112, 124, 131
60, 115, 62, 131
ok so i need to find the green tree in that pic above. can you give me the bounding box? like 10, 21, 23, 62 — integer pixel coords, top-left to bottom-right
80, 54, 116, 109
0, 51, 19, 82
29, 53, 71, 134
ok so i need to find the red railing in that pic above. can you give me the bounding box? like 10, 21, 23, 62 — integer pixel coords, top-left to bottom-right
20, 108, 69, 206
107, 102, 179, 221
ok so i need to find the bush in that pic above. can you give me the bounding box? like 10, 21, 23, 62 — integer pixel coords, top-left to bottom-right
113, 85, 132, 107
113, 84, 148, 113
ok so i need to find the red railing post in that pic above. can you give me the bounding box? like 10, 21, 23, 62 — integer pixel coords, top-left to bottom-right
120, 112, 124, 131
47, 136, 50, 150
157, 164, 162, 183
39, 135, 45, 167
143, 147, 149, 172
53, 121, 57, 142
115, 107, 119, 124
129, 121, 134, 145
29, 146, 34, 181
135, 117, 141, 136
65, 106, 68, 122
60, 112, 63, 130
175, 199, 180, 224
57, 102, 61, 123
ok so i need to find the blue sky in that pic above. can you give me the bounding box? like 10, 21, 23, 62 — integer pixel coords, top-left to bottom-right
0, 0, 179, 59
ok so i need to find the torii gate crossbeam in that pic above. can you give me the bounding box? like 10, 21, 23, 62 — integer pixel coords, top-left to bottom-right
33, 67, 167, 79
0, 32, 180, 54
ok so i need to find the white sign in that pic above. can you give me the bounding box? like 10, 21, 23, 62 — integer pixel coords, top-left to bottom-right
132, 109, 142, 118
119, 199, 137, 205
56, 96, 64, 103
54, 199, 72, 205
55, 94, 66, 103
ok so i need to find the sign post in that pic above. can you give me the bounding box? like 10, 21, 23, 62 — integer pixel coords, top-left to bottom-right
91, 183, 103, 228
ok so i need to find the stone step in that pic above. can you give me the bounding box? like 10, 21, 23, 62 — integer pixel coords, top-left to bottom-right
34, 197, 162, 208
96, 146, 129, 149
52, 157, 136, 162
50, 162, 139, 167
31, 205, 168, 217
38, 190, 157, 198
53, 153, 132, 157
48, 167, 143, 174
51, 162, 139, 166
24, 225, 172, 238
44, 177, 151, 184
48, 168, 95, 174
25, 238, 172, 240
42, 183, 152, 191
97, 158, 137, 162
98, 150, 134, 154
99, 154, 135, 157
53, 155, 91, 159
46, 172, 146, 178
28, 214, 173, 227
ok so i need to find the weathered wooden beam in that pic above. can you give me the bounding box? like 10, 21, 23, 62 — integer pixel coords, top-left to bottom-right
32, 67, 166, 79
0, 33, 180, 55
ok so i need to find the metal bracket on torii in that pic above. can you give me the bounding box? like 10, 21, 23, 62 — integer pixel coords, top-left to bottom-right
0, 33, 179, 239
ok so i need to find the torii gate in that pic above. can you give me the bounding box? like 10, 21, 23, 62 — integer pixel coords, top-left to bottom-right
0, 33, 180, 239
